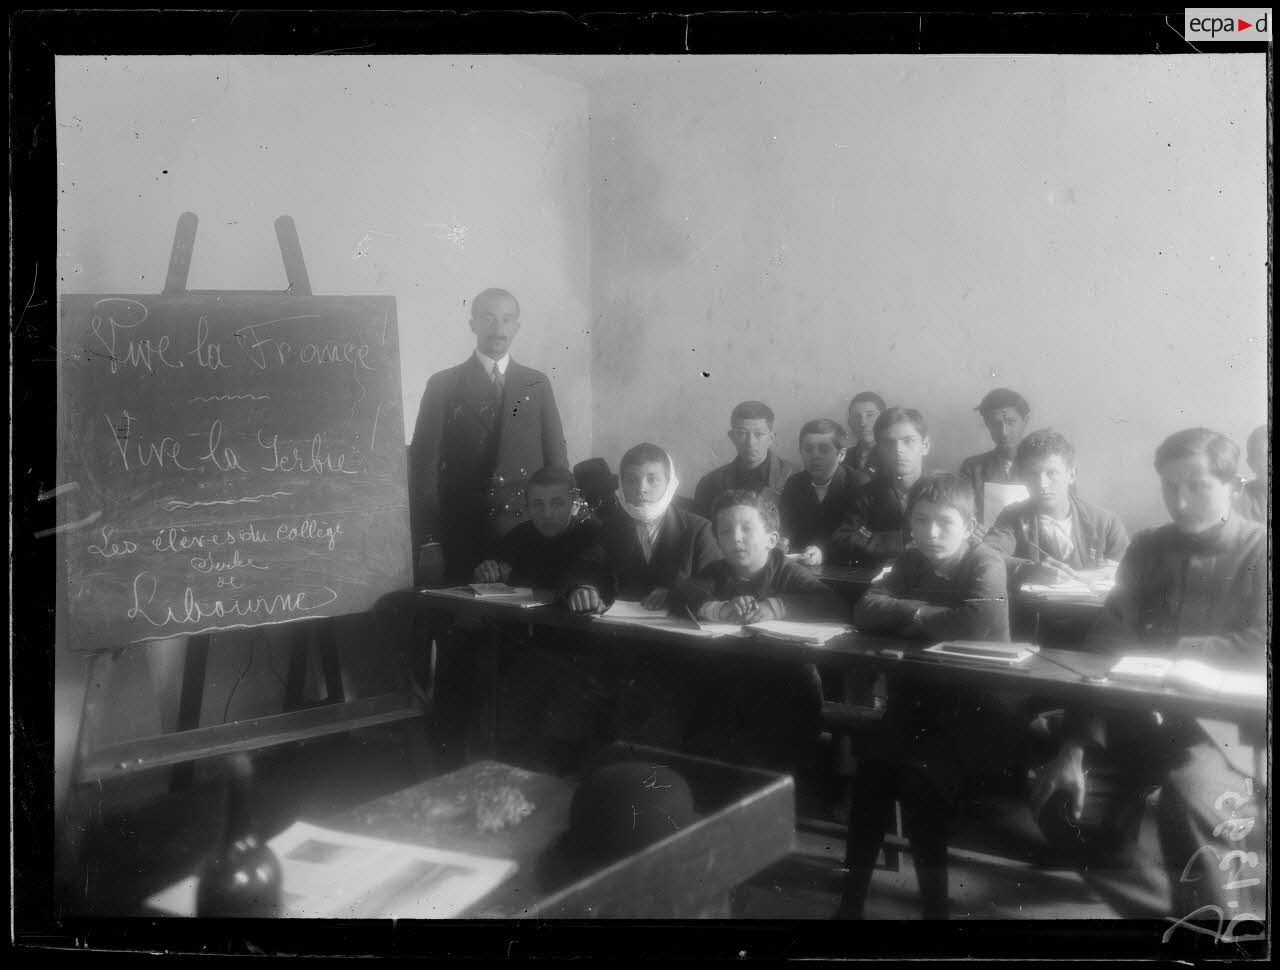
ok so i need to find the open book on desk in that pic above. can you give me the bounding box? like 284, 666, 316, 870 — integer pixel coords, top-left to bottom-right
923, 640, 1040, 666
1108, 655, 1266, 699
428, 585, 557, 608
742, 620, 853, 646
593, 601, 745, 638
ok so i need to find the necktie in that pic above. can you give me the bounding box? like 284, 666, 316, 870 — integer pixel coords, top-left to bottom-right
491, 365, 504, 397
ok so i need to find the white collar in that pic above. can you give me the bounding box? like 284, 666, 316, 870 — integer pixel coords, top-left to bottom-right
474, 348, 510, 376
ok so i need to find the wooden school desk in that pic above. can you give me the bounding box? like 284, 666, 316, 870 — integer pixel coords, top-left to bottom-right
319, 743, 794, 918
410, 588, 1265, 739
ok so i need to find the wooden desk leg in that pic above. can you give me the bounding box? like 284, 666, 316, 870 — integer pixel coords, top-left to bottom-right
169, 635, 210, 792
486, 624, 501, 759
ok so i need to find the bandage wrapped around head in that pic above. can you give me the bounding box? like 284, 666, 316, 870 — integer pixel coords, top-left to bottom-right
616, 445, 680, 525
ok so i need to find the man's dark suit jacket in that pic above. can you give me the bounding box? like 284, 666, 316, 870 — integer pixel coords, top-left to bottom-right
409, 354, 567, 581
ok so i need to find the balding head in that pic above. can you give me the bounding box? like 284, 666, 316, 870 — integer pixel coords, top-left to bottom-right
469, 288, 521, 358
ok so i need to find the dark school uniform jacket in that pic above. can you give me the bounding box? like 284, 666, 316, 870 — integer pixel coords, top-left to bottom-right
841, 441, 880, 487
983, 494, 1129, 584
677, 547, 846, 621
586, 504, 722, 605
830, 474, 913, 567
1071, 513, 1266, 777
408, 355, 569, 564
490, 517, 607, 598
779, 464, 863, 564
692, 452, 796, 519
853, 539, 1011, 643
959, 448, 1018, 525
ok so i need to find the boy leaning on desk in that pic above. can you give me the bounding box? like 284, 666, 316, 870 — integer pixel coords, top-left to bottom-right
674, 488, 845, 776
1030, 428, 1267, 932
837, 471, 1025, 920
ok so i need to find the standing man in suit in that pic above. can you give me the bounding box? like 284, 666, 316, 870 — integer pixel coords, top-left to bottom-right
409, 288, 569, 585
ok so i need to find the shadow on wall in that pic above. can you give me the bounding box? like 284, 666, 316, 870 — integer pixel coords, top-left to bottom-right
590, 115, 696, 391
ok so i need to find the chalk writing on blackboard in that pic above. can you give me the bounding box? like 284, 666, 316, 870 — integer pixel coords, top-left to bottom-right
59, 293, 411, 650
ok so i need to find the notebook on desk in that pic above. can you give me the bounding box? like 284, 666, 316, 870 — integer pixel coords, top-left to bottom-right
1108, 656, 1266, 699
742, 620, 853, 646
923, 640, 1040, 666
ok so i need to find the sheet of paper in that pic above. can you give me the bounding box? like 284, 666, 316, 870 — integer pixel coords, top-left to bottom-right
982, 481, 1030, 529
601, 599, 668, 620
145, 821, 517, 919
1169, 659, 1267, 699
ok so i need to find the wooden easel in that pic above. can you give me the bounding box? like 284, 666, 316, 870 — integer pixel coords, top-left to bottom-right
66, 213, 425, 790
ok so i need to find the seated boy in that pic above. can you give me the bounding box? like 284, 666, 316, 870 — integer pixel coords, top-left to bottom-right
779, 419, 863, 566
586, 443, 722, 744
595, 443, 721, 608
842, 391, 887, 486
840, 472, 1019, 920
983, 428, 1129, 588
677, 489, 845, 773
1235, 424, 1267, 523
832, 407, 930, 567
693, 400, 796, 518
959, 387, 1030, 525
474, 465, 608, 598
465, 468, 614, 774
1029, 429, 1266, 931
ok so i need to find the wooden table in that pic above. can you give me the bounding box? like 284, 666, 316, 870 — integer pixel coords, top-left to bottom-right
317, 743, 795, 918
409, 589, 1265, 732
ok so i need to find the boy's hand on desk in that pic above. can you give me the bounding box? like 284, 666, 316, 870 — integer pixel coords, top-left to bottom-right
905, 604, 946, 634
473, 560, 511, 584
1028, 742, 1087, 821
799, 545, 824, 567
721, 596, 757, 622
641, 587, 670, 611
567, 586, 603, 614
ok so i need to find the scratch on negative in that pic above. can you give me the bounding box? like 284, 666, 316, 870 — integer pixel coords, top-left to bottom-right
370, 401, 385, 452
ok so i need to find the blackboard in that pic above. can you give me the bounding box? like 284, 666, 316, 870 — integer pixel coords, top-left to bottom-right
57, 293, 411, 650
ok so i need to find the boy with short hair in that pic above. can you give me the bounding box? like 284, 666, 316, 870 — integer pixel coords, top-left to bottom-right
779, 419, 863, 566
983, 429, 1129, 587
474, 465, 608, 602
960, 388, 1031, 525
843, 391, 887, 486
1235, 424, 1267, 523
693, 401, 796, 518
467, 468, 612, 774
840, 472, 1017, 920
833, 407, 931, 567
1030, 429, 1267, 927
677, 489, 845, 773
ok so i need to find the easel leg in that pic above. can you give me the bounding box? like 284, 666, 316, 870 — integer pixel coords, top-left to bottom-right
169, 635, 210, 792
60, 649, 117, 914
